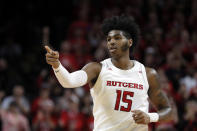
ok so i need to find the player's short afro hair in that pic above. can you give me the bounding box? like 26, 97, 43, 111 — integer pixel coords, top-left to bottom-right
101, 15, 140, 46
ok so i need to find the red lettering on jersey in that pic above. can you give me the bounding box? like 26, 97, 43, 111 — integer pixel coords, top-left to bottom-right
122, 83, 128, 87
106, 81, 143, 90
134, 83, 138, 89
107, 81, 111, 86
112, 81, 117, 86
128, 83, 134, 88
117, 82, 122, 87
139, 84, 143, 90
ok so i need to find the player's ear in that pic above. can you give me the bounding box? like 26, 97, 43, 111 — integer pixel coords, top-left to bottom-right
128, 39, 133, 47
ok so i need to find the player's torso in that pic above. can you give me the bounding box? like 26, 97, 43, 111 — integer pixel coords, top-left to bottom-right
90, 58, 149, 131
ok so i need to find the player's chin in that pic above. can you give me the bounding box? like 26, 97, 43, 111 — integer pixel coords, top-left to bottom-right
109, 50, 118, 56
109, 52, 117, 58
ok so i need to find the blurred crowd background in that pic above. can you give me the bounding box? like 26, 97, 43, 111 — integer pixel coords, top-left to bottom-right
0, 0, 197, 130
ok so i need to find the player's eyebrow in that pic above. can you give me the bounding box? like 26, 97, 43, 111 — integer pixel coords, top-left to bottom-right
107, 33, 122, 38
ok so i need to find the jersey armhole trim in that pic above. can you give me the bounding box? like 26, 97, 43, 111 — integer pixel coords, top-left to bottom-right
141, 65, 149, 92
91, 62, 104, 93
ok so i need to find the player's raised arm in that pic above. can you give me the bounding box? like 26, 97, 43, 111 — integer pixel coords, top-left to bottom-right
44, 45, 101, 88
147, 68, 173, 122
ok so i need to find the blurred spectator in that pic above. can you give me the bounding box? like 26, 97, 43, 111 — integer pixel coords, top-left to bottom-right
0, 37, 22, 59
144, 47, 157, 68
81, 93, 92, 115
57, 98, 85, 131
31, 88, 53, 115
164, 51, 184, 91
74, 43, 93, 69
81, 93, 94, 131
0, 58, 9, 90
145, 11, 159, 32
36, 68, 49, 89
59, 40, 79, 71
56, 89, 73, 112
94, 40, 108, 61
1, 85, 30, 115
0, 58, 7, 72
32, 99, 56, 131
154, 69, 179, 131
0, 90, 5, 106
32, 88, 56, 130
182, 100, 197, 130
180, 70, 197, 99
0, 101, 30, 131
88, 18, 102, 48
67, 0, 90, 41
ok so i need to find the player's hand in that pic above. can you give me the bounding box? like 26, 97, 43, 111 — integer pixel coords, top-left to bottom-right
132, 110, 150, 124
44, 45, 60, 69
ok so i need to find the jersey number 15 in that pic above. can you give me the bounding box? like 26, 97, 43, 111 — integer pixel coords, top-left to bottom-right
114, 90, 134, 112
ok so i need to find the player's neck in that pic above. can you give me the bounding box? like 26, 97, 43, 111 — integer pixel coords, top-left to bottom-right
111, 55, 134, 70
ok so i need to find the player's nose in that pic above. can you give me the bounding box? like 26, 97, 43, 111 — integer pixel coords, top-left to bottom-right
108, 39, 116, 46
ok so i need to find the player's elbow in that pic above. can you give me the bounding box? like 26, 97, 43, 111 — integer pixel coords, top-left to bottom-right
166, 106, 174, 121
61, 81, 78, 88
58, 80, 75, 88
168, 106, 178, 123
159, 106, 174, 123
62, 84, 75, 88
62, 85, 77, 88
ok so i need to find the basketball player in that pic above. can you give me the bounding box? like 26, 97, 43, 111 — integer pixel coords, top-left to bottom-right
45, 15, 172, 131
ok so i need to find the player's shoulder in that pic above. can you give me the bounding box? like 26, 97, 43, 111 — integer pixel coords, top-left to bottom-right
86, 58, 111, 67
145, 67, 158, 79
82, 61, 102, 86
82, 61, 102, 73
84, 62, 102, 68
145, 67, 160, 91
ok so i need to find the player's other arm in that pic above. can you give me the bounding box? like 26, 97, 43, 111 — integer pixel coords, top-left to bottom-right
146, 67, 173, 122
45, 45, 101, 88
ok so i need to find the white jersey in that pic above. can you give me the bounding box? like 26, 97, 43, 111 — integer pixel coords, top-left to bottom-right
90, 58, 149, 131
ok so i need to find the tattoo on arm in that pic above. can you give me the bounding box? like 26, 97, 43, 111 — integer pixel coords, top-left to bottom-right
147, 68, 172, 122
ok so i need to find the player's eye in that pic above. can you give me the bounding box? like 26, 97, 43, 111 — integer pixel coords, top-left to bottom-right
107, 38, 111, 42
115, 37, 121, 40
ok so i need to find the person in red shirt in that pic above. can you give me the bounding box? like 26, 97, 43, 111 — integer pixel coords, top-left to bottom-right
57, 99, 85, 131
0, 101, 30, 131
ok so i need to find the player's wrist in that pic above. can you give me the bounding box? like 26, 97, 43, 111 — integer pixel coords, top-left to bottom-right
52, 62, 61, 72
147, 113, 159, 123
52, 61, 60, 69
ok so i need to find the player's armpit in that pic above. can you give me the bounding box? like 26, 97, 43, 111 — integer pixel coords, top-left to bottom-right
146, 68, 173, 122
82, 62, 102, 88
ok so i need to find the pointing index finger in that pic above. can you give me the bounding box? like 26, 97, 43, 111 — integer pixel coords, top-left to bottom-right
44, 45, 53, 54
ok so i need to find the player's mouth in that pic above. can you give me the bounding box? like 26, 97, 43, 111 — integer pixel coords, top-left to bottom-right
109, 47, 117, 53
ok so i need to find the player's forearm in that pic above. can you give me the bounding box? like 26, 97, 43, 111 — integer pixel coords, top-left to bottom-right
53, 63, 88, 88
157, 106, 172, 122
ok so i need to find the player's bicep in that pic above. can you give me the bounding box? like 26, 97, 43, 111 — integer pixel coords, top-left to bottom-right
146, 68, 170, 110
82, 62, 102, 84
